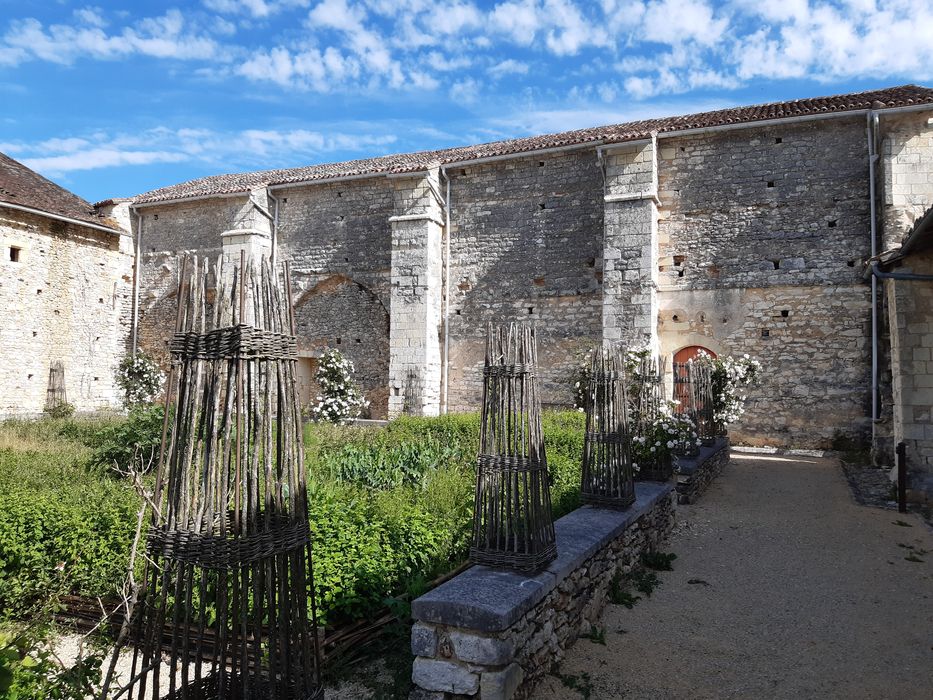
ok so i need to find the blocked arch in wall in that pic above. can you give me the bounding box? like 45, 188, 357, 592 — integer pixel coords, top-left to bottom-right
293, 274, 389, 419
138, 289, 178, 368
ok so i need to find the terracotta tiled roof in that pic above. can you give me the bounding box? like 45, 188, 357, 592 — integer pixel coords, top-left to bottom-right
0, 151, 122, 231
134, 84, 933, 205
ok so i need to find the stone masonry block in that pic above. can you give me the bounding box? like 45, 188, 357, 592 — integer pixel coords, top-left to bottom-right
412, 658, 479, 695
480, 663, 524, 700
412, 622, 438, 657
449, 630, 513, 665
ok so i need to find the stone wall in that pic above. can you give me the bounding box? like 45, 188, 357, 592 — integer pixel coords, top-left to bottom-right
410, 483, 675, 699
657, 117, 874, 447
675, 438, 730, 504
884, 250, 933, 497
125, 110, 933, 447
277, 178, 394, 417
134, 197, 238, 364
881, 110, 933, 250
445, 151, 604, 411
0, 209, 133, 415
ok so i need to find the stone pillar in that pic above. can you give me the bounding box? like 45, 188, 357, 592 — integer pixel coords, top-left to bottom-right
601, 138, 659, 353
387, 169, 444, 418
220, 188, 273, 324
221, 188, 273, 264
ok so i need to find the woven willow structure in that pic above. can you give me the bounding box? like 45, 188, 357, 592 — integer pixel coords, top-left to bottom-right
45, 360, 66, 411
470, 323, 556, 571
688, 359, 717, 444
125, 253, 321, 700
580, 348, 635, 508
630, 354, 673, 482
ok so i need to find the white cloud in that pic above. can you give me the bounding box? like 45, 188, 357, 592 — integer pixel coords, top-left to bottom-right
11, 125, 400, 178
450, 77, 481, 103
493, 97, 733, 134
0, 9, 225, 66
490, 0, 545, 45
204, 0, 311, 17
489, 58, 529, 78
641, 0, 727, 47
23, 149, 187, 174
2, 0, 932, 109
425, 51, 472, 72
308, 0, 366, 31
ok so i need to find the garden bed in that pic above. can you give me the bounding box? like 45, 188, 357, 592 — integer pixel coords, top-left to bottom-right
0, 411, 590, 630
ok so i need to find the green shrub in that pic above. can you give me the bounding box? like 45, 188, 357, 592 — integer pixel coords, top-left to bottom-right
90, 405, 165, 474
0, 448, 139, 617
543, 411, 586, 518
42, 402, 75, 420
307, 481, 446, 624
0, 410, 591, 630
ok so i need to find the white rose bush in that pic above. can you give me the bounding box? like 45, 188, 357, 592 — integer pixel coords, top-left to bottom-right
116, 351, 165, 408
310, 349, 369, 424
630, 400, 701, 472
691, 351, 761, 431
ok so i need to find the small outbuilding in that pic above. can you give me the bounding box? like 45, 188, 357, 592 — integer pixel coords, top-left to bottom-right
0, 152, 133, 416
874, 206, 933, 500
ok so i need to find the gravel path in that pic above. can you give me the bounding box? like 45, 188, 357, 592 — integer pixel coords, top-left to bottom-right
536, 452, 933, 700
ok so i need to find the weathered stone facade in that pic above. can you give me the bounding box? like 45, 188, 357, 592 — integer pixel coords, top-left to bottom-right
884, 251, 933, 495
445, 151, 604, 411
118, 92, 933, 449
0, 208, 133, 415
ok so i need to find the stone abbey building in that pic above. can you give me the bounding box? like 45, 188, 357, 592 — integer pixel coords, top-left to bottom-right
4, 84, 933, 489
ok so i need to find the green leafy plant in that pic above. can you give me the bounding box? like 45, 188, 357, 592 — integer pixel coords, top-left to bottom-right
691, 351, 761, 429
631, 569, 661, 597
641, 551, 677, 571
115, 351, 165, 409
608, 570, 640, 608
582, 625, 606, 645
43, 403, 75, 420
0, 575, 104, 699
90, 404, 165, 475
555, 671, 593, 699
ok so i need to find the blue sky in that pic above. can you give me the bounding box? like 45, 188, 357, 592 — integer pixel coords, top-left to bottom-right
1, 0, 931, 202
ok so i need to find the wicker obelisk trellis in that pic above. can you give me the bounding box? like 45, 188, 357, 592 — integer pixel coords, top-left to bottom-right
688, 358, 717, 444
470, 322, 556, 571
581, 347, 635, 508
125, 253, 321, 700
631, 353, 673, 482
45, 360, 67, 412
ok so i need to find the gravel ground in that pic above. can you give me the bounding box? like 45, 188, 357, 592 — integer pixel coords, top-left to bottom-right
536, 452, 933, 700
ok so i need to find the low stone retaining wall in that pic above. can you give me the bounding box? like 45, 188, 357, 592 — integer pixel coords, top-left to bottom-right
674, 438, 729, 505
409, 482, 675, 699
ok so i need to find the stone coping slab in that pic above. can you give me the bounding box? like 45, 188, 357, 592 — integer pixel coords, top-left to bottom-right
675, 438, 729, 476
411, 481, 674, 633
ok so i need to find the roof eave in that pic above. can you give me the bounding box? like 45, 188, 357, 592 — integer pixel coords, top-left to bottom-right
0, 201, 127, 236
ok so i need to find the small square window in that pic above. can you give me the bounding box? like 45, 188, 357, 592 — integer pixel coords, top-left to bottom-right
9, 247, 21, 262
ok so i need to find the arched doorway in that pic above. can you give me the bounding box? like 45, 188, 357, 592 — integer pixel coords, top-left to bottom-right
293, 275, 390, 418
673, 345, 716, 409
674, 345, 717, 364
